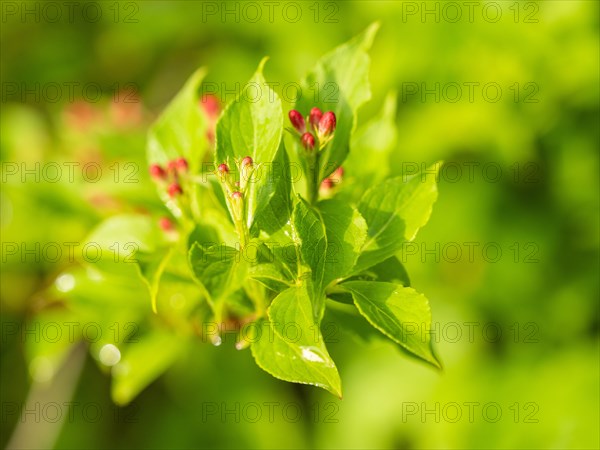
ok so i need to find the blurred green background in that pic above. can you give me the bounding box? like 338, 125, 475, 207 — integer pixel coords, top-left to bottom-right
1, 1, 598, 448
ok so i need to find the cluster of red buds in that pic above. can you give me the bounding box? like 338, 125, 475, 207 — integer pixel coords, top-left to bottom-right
149, 157, 188, 198
288, 107, 337, 151
216, 156, 254, 219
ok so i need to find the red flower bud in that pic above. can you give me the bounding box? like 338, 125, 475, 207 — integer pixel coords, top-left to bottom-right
231, 191, 243, 200
321, 178, 334, 190
174, 157, 188, 172
331, 166, 344, 182
318, 111, 336, 137
217, 163, 229, 174
159, 217, 173, 231
149, 164, 166, 180
288, 110, 305, 133
167, 160, 178, 177
200, 94, 220, 120
241, 156, 253, 167
167, 183, 183, 198
309, 107, 323, 129
301, 132, 316, 151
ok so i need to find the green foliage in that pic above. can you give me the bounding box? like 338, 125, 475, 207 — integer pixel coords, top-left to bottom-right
38, 23, 442, 401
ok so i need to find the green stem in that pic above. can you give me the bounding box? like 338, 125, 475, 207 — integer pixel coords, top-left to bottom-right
234, 218, 250, 250
306, 153, 320, 205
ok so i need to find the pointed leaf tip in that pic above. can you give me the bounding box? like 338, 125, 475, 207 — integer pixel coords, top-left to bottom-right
363, 21, 381, 48
257, 56, 270, 74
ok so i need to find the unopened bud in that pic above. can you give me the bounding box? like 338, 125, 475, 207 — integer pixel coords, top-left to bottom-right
321, 178, 334, 190
331, 166, 344, 182
231, 191, 244, 211
201, 94, 220, 120
301, 132, 316, 151
149, 164, 166, 180
217, 163, 229, 175
240, 156, 254, 191
174, 157, 188, 172
167, 160, 178, 177
319, 111, 336, 137
309, 107, 323, 130
288, 110, 305, 133
159, 217, 174, 231
167, 183, 183, 198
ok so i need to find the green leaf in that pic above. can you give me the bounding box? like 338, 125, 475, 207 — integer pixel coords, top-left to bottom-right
292, 197, 327, 315
345, 91, 398, 195
111, 329, 184, 405
318, 199, 367, 287
187, 222, 221, 250
215, 58, 283, 228
137, 247, 174, 313
188, 242, 246, 308
83, 215, 173, 300
251, 286, 342, 397
248, 263, 291, 292
251, 143, 292, 236
246, 241, 294, 291
147, 68, 208, 172
354, 256, 411, 287
248, 245, 293, 290
295, 22, 379, 181
341, 281, 440, 368
85, 214, 163, 256
323, 302, 384, 345
83, 214, 176, 311
354, 163, 440, 273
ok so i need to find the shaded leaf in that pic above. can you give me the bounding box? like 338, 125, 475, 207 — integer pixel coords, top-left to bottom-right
188, 242, 246, 307
341, 281, 440, 368
354, 164, 440, 272
292, 197, 327, 315
319, 199, 367, 287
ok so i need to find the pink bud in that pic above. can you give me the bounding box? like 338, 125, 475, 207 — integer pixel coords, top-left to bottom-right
149, 164, 166, 180
241, 156, 253, 167
167, 183, 183, 198
206, 129, 215, 144
321, 178, 334, 190
167, 160, 178, 177
231, 191, 243, 200
301, 132, 315, 151
159, 217, 173, 231
288, 110, 305, 133
319, 111, 336, 136
309, 107, 323, 129
217, 163, 229, 174
200, 94, 220, 120
174, 157, 188, 172
332, 166, 344, 182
